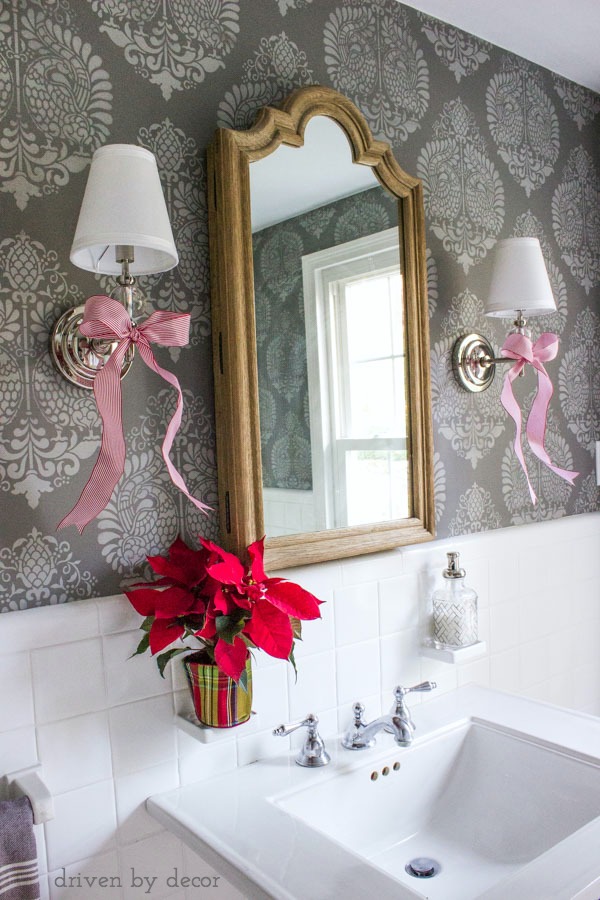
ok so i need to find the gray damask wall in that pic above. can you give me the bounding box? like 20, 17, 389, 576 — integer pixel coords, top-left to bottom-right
0, 0, 598, 611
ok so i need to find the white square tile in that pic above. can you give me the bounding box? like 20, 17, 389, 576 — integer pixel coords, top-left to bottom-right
0, 601, 99, 654
519, 637, 549, 689
293, 589, 335, 658
518, 591, 551, 643
0, 652, 34, 731
336, 639, 380, 706
418, 657, 458, 699
488, 548, 521, 606
340, 550, 403, 586
378, 574, 420, 636
37, 712, 112, 795
288, 650, 336, 719
115, 760, 179, 844
118, 831, 185, 898
45, 780, 117, 871
463, 557, 489, 609
490, 648, 520, 693
271, 561, 342, 595
333, 582, 379, 646
109, 695, 177, 777
456, 656, 490, 689
177, 733, 237, 786
246, 660, 289, 734
103, 632, 172, 706
237, 727, 287, 767
379, 629, 421, 693
98, 594, 141, 635
32, 639, 106, 724
489, 601, 520, 653
0, 727, 38, 773
48, 850, 121, 900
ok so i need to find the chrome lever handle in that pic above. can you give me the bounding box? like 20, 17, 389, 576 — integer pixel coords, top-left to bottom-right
390, 681, 437, 730
273, 713, 331, 767
395, 681, 437, 698
273, 713, 318, 738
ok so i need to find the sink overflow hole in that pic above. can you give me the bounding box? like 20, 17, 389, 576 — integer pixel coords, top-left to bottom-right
405, 858, 441, 879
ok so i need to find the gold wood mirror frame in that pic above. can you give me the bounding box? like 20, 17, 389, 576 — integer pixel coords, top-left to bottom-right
207, 85, 434, 569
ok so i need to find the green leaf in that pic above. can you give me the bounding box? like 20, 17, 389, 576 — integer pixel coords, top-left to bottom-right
288, 643, 298, 683
140, 616, 154, 633
215, 614, 246, 645
156, 647, 188, 679
129, 632, 150, 658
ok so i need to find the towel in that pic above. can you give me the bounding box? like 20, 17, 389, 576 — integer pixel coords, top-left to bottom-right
0, 796, 40, 900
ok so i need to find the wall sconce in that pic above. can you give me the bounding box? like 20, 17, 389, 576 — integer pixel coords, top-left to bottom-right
50, 144, 178, 389
453, 237, 556, 392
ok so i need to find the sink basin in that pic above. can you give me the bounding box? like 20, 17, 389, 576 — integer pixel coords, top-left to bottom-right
274, 718, 600, 899
148, 686, 600, 900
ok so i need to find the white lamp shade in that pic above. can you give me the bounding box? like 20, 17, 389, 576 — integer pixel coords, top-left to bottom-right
70, 144, 178, 275
485, 237, 556, 317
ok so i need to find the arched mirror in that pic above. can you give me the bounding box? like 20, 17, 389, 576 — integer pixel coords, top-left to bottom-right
208, 85, 434, 569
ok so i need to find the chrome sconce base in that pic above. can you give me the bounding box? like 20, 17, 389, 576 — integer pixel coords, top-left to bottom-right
50, 249, 141, 390
50, 304, 134, 390
452, 332, 497, 393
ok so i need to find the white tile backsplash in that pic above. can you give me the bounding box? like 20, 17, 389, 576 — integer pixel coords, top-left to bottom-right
31, 638, 106, 724
0, 513, 598, 898
109, 695, 177, 777
45, 780, 117, 871
37, 712, 113, 795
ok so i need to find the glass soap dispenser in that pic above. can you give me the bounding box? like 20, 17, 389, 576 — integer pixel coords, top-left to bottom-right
432, 552, 478, 649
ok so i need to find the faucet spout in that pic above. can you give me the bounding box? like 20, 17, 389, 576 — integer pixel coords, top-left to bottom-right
346, 714, 413, 750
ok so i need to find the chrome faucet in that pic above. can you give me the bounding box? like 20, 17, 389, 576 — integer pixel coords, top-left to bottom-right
273, 713, 331, 767
342, 681, 437, 750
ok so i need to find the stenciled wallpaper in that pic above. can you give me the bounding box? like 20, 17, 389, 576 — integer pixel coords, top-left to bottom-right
253, 185, 398, 490
0, 0, 598, 611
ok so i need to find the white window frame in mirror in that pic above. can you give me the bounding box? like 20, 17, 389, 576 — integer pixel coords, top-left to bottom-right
207, 85, 435, 569
301, 227, 408, 531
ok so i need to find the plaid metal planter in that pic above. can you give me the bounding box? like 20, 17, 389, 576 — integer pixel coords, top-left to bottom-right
184, 651, 252, 727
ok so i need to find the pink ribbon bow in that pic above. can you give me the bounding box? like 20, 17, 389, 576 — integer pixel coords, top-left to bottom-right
58, 295, 211, 533
500, 331, 578, 504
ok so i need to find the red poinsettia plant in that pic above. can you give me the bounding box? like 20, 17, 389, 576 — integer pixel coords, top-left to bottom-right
124, 535, 323, 683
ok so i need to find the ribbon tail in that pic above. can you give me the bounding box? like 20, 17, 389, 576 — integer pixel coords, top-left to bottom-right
57, 342, 130, 533
500, 363, 537, 504
526, 364, 579, 487
136, 342, 212, 515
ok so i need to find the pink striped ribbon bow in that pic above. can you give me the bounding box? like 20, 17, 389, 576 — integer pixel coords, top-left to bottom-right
499, 331, 578, 504
58, 295, 211, 533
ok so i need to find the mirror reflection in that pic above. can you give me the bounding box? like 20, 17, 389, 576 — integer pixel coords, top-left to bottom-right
250, 117, 409, 537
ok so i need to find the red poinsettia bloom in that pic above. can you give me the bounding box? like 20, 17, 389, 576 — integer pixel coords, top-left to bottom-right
124, 535, 324, 683
200, 537, 322, 680
125, 537, 212, 655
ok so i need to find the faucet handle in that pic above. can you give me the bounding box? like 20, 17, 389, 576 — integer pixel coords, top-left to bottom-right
394, 681, 437, 700
273, 713, 331, 767
390, 681, 437, 729
342, 702, 376, 750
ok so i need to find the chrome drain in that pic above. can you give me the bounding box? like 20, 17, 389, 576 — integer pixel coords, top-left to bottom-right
405, 857, 441, 878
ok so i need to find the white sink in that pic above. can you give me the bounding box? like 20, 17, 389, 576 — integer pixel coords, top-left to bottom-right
148, 686, 600, 900
275, 718, 600, 899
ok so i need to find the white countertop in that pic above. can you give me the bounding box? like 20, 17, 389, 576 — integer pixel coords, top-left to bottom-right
148, 686, 600, 900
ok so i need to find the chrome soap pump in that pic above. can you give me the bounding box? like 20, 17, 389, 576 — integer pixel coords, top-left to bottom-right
432, 551, 478, 649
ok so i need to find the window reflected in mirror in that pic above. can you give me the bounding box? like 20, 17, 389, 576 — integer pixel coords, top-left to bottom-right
251, 117, 410, 538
